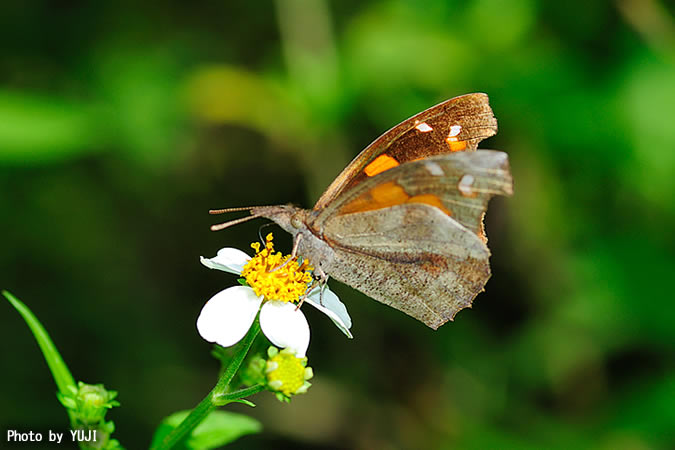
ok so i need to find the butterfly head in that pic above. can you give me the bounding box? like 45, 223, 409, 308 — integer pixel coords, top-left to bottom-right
250, 204, 310, 237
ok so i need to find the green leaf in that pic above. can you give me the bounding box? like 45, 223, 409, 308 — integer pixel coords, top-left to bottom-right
230, 399, 256, 408
2, 291, 76, 395
151, 410, 261, 450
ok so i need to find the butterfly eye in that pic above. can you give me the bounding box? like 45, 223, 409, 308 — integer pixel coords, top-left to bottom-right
290, 213, 303, 229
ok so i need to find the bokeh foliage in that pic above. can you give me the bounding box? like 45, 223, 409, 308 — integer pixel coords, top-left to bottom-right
1, 0, 673, 448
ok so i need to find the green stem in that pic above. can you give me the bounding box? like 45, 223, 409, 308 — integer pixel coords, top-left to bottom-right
213, 384, 265, 406
152, 320, 261, 450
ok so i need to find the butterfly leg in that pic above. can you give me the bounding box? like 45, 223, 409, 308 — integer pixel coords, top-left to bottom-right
295, 266, 328, 310
270, 233, 304, 273
290, 233, 302, 258
313, 267, 329, 306
295, 291, 308, 310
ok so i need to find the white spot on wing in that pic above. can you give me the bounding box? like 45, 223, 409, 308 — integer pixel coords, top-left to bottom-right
458, 174, 475, 196
449, 125, 462, 137
424, 161, 444, 176
415, 122, 433, 132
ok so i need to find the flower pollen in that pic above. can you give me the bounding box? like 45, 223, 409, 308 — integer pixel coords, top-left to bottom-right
241, 233, 313, 303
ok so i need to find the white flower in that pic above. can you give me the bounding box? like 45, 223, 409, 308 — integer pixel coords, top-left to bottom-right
197, 235, 352, 357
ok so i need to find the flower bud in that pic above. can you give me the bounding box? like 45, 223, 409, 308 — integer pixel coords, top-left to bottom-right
264, 347, 313, 401
58, 382, 120, 426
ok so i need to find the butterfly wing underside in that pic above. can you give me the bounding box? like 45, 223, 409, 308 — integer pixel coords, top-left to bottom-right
313, 151, 513, 329
313, 93, 497, 212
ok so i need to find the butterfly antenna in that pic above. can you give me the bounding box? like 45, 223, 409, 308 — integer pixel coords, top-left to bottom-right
209, 206, 270, 215
210, 214, 262, 231
209, 205, 281, 231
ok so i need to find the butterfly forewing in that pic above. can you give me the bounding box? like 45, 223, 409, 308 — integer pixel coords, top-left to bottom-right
313, 93, 497, 211
312, 151, 512, 239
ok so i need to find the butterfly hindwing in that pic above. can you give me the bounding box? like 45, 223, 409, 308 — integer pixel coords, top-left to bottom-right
320, 204, 488, 329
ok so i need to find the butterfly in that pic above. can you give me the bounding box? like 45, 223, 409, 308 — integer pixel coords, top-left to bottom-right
211, 93, 513, 329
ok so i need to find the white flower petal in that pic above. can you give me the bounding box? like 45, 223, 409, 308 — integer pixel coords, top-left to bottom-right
196, 286, 262, 347
200, 248, 251, 274
306, 286, 353, 338
260, 301, 310, 357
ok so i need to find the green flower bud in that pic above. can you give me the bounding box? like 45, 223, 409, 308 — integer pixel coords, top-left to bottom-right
264, 347, 313, 401
58, 382, 120, 426
240, 354, 267, 386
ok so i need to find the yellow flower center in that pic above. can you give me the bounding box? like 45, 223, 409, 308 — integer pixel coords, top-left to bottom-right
241, 233, 313, 303
266, 350, 308, 396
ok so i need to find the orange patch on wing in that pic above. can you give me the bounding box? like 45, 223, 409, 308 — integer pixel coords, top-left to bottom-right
408, 194, 452, 216
364, 154, 400, 177
340, 183, 452, 217
340, 181, 407, 214
445, 137, 467, 152
370, 181, 407, 205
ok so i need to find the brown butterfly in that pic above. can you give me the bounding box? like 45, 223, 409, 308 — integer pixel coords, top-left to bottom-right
211, 93, 513, 329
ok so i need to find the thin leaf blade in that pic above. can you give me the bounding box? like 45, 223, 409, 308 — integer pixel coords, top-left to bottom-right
2, 290, 76, 394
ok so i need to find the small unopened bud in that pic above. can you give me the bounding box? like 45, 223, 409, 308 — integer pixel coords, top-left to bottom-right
58, 382, 119, 425
264, 347, 313, 401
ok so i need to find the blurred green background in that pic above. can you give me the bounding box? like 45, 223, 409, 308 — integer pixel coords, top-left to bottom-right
2, 0, 674, 448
